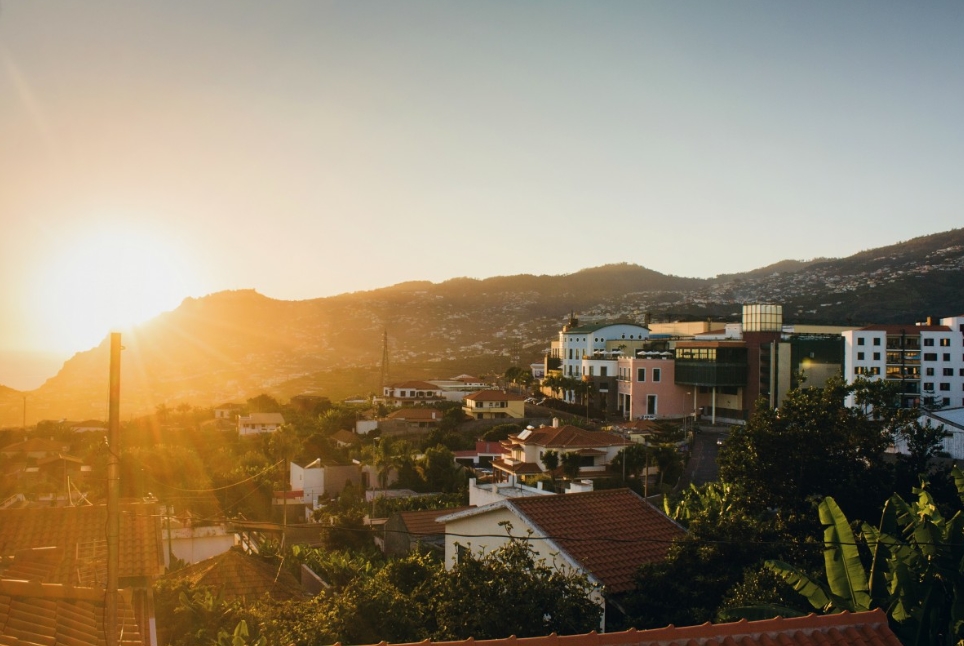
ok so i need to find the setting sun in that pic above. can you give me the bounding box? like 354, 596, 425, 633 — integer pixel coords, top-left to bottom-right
33, 222, 193, 353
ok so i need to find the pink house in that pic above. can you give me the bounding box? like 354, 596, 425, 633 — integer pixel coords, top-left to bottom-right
616, 356, 695, 420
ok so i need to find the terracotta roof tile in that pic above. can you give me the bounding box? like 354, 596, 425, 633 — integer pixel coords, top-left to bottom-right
0, 504, 163, 584
0, 439, 69, 455
160, 548, 304, 602
510, 489, 684, 594
491, 459, 544, 475
372, 610, 899, 646
398, 508, 471, 537
0, 580, 143, 645
519, 426, 631, 450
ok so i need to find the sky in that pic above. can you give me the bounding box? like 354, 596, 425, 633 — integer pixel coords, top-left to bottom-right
1, 1, 963, 376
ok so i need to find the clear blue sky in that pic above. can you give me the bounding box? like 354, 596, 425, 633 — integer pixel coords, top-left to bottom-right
1, 1, 963, 358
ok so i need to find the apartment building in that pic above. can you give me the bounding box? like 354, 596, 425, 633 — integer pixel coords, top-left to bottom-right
843, 316, 964, 409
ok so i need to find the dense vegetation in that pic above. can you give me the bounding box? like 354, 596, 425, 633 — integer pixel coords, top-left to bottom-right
621, 377, 961, 640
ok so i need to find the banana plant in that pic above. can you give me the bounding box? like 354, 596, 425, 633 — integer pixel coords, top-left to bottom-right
762, 466, 964, 646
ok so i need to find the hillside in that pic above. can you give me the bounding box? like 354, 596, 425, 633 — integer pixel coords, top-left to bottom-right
2, 228, 963, 426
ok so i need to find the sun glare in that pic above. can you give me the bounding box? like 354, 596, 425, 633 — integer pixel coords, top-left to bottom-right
34, 223, 193, 353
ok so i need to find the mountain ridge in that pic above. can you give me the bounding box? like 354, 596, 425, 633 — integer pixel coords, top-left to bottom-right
2, 228, 963, 426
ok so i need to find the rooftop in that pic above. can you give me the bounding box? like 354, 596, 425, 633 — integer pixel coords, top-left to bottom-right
0, 503, 162, 584
160, 548, 304, 602
441, 489, 683, 595
514, 426, 631, 450
368, 609, 899, 646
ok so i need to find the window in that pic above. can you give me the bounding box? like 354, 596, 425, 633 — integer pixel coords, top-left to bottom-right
940, 383, 951, 391
873, 352, 881, 361
924, 382, 934, 391
637, 368, 646, 382
857, 337, 865, 346
857, 352, 865, 360
940, 338, 951, 347
944, 368, 954, 376
960, 368, 964, 377
653, 368, 661, 382
944, 353, 951, 361
646, 394, 657, 416
600, 366, 607, 377
926, 368, 935, 376
873, 338, 881, 346
588, 366, 594, 377
943, 397, 951, 407
924, 338, 935, 347
924, 353, 938, 361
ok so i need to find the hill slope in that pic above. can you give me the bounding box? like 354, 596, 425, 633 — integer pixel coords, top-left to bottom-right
2, 229, 963, 425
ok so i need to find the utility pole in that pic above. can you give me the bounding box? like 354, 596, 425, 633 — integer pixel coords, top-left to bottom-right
106, 333, 122, 646
380, 329, 390, 392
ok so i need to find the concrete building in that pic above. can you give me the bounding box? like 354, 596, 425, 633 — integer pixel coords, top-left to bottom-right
237, 412, 284, 436
843, 315, 964, 409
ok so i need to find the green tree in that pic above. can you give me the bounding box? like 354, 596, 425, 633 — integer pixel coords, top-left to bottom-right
246, 394, 281, 413
432, 536, 602, 639
419, 445, 463, 493
718, 378, 893, 520
560, 451, 582, 481
482, 423, 522, 442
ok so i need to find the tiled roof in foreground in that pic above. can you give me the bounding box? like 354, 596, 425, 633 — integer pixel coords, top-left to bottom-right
160, 548, 304, 602
0, 579, 143, 645
511, 489, 684, 594
355, 609, 900, 646
0, 504, 163, 584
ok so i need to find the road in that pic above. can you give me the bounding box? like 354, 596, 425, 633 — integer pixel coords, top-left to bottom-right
678, 426, 728, 489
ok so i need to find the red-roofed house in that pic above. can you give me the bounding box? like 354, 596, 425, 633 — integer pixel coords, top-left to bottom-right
384, 407, 444, 428
438, 489, 684, 630
463, 390, 526, 420
492, 424, 631, 483
0, 438, 70, 460
237, 412, 285, 436
382, 381, 445, 406
355, 609, 900, 646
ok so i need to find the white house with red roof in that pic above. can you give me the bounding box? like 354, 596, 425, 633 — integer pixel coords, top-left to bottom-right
237, 412, 285, 436
382, 381, 446, 406
492, 423, 631, 483
437, 488, 685, 630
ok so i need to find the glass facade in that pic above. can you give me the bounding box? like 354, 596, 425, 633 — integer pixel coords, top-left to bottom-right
675, 345, 748, 386
742, 304, 783, 332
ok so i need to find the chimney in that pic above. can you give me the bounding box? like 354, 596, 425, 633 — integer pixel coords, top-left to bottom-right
552, 417, 560, 428
927, 316, 933, 326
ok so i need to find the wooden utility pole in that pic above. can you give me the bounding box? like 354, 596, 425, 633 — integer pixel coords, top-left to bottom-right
106, 333, 122, 646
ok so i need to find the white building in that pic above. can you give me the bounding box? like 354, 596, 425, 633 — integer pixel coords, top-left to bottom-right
289, 459, 362, 514
237, 412, 285, 436
843, 316, 964, 409
554, 315, 650, 403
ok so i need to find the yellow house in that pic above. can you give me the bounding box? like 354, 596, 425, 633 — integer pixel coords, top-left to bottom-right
462, 390, 526, 420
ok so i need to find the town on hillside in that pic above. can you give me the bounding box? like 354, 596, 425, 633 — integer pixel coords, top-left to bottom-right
1, 303, 961, 645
